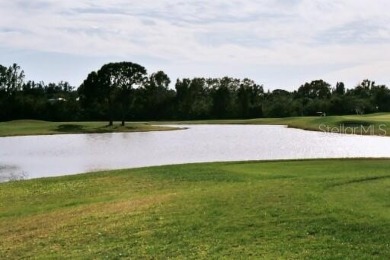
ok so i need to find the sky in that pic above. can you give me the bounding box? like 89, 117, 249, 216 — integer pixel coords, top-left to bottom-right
1, 0, 389, 91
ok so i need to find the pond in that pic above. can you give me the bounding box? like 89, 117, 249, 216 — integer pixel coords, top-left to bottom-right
1, 124, 390, 182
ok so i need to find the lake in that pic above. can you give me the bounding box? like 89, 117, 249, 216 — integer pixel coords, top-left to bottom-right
1, 124, 390, 182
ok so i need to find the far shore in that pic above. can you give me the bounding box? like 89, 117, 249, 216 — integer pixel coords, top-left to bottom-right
1, 112, 390, 137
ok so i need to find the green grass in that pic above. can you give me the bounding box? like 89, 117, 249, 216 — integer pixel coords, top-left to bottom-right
0, 120, 177, 137
1, 159, 389, 259
2, 113, 390, 137
163, 112, 390, 136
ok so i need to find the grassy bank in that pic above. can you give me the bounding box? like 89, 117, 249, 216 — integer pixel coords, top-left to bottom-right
1, 113, 390, 137
1, 159, 389, 258
168, 113, 390, 136
0, 120, 177, 137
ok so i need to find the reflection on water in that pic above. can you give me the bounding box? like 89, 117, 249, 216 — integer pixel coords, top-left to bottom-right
1, 124, 390, 182
0, 165, 27, 182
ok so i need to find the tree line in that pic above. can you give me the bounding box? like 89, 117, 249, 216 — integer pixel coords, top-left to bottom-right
1, 62, 390, 123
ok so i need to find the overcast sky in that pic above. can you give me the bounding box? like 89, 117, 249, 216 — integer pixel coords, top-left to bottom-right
1, 0, 389, 90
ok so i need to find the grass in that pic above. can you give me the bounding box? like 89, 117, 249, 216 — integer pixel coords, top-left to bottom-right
0, 120, 178, 137
1, 113, 390, 137
161, 112, 390, 136
0, 159, 389, 259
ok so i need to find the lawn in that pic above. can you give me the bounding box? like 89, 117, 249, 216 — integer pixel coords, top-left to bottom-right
0, 120, 177, 137
1, 159, 389, 258
169, 112, 390, 137
1, 113, 390, 137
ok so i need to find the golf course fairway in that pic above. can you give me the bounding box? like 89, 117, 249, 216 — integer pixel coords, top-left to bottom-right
0, 159, 389, 258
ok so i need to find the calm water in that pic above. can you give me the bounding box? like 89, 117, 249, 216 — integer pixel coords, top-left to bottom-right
1, 125, 390, 182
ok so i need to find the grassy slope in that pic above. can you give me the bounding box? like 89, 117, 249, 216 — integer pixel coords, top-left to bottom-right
0, 120, 177, 137
168, 113, 390, 136
1, 159, 389, 259
1, 113, 390, 137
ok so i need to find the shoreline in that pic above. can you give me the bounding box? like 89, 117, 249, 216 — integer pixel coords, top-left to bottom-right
1, 113, 390, 137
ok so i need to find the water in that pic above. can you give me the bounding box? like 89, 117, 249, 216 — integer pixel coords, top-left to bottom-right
1, 125, 390, 182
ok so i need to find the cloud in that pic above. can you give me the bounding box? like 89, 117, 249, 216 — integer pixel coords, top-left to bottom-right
0, 0, 389, 89
316, 20, 390, 45
14, 0, 54, 10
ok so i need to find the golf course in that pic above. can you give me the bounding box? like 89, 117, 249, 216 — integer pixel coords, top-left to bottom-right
2, 0, 390, 257
1, 112, 390, 137
0, 120, 178, 137
0, 113, 389, 258
171, 112, 390, 137
0, 159, 389, 258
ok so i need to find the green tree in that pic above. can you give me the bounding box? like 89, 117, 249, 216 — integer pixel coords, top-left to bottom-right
263, 89, 294, 117
78, 71, 108, 120
5, 63, 25, 94
211, 77, 239, 118
0, 64, 7, 90
345, 80, 378, 114
333, 82, 345, 96
175, 78, 212, 119
237, 78, 264, 118
100, 62, 147, 126
297, 80, 331, 99
79, 62, 147, 125
371, 84, 390, 112
295, 80, 331, 115
139, 71, 173, 119
0, 63, 25, 120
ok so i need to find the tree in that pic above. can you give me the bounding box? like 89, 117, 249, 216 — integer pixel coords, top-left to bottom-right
100, 62, 147, 126
237, 78, 264, 118
210, 77, 239, 118
333, 82, 345, 96
0, 64, 7, 91
371, 84, 390, 112
5, 63, 25, 94
344, 79, 378, 114
78, 71, 108, 120
263, 89, 294, 117
0, 63, 25, 120
139, 71, 173, 119
175, 78, 212, 119
297, 80, 331, 100
79, 62, 147, 126
149, 70, 171, 89
295, 80, 331, 115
